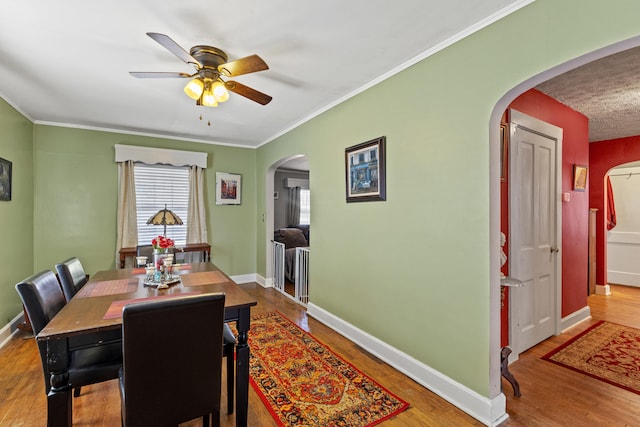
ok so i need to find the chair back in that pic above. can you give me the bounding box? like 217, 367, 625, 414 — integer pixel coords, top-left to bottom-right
15, 270, 67, 392
16, 270, 66, 334
136, 245, 154, 258
55, 257, 88, 301
120, 293, 226, 426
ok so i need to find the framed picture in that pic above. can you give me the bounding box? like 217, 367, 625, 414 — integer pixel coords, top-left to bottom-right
0, 157, 12, 201
500, 123, 508, 182
345, 136, 386, 203
573, 164, 588, 191
215, 172, 242, 205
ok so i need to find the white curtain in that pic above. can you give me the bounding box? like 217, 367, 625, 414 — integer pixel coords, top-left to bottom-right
186, 165, 208, 244
287, 187, 301, 226
116, 160, 138, 268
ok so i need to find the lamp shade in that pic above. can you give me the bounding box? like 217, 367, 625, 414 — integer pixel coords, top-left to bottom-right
212, 80, 229, 102
146, 204, 183, 236
184, 78, 204, 100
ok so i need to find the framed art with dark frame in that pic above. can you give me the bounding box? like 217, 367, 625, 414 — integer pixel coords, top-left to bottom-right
500, 123, 508, 182
215, 172, 242, 205
0, 157, 12, 201
345, 136, 386, 203
573, 164, 588, 191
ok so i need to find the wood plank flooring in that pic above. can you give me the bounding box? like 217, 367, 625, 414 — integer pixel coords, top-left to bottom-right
2, 283, 640, 426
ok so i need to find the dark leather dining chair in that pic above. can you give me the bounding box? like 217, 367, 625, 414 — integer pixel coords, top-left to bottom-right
55, 257, 89, 302
135, 244, 154, 259
119, 293, 226, 427
15, 270, 122, 398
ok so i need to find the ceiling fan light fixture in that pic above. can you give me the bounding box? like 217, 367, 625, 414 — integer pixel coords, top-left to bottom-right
184, 77, 204, 100
201, 80, 218, 107
212, 80, 229, 103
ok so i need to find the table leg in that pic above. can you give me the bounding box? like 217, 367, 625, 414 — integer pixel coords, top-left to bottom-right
47, 339, 73, 426
500, 347, 521, 397
235, 310, 251, 427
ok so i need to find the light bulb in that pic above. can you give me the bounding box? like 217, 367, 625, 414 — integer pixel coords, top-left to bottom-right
184, 78, 204, 100
212, 81, 229, 103
202, 88, 217, 107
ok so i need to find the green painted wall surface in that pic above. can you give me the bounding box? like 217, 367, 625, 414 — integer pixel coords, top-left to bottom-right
32, 125, 256, 278
257, 0, 640, 396
0, 99, 33, 326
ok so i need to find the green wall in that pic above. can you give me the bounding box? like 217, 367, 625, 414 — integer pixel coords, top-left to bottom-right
256, 0, 640, 397
0, 99, 33, 327
32, 125, 257, 277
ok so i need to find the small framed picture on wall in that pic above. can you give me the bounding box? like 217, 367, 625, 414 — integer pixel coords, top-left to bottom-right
216, 172, 242, 205
345, 136, 386, 203
0, 157, 12, 201
573, 164, 588, 191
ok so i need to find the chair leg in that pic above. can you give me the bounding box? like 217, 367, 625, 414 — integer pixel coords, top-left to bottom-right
226, 351, 234, 414
202, 414, 210, 427
73, 387, 81, 397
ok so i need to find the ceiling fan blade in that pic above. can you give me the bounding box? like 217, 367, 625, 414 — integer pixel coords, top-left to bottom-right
225, 81, 272, 105
129, 72, 191, 78
218, 55, 269, 77
146, 32, 201, 66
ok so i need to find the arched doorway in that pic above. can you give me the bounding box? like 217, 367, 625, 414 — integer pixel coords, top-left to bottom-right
489, 35, 640, 393
265, 154, 310, 304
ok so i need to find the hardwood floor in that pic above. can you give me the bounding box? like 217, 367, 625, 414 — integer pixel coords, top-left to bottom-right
2, 283, 640, 426
501, 284, 640, 426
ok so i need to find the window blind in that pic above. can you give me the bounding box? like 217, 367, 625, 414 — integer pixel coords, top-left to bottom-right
134, 163, 189, 246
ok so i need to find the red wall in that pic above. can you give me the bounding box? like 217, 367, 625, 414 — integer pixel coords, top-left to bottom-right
589, 136, 640, 286
500, 89, 589, 345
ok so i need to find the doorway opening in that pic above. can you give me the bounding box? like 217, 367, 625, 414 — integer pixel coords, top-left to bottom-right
490, 35, 640, 399
266, 155, 310, 305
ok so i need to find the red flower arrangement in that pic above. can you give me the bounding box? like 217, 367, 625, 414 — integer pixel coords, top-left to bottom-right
151, 235, 175, 252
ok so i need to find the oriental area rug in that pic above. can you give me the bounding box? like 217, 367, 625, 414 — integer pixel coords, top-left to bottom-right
245, 311, 409, 426
542, 320, 640, 395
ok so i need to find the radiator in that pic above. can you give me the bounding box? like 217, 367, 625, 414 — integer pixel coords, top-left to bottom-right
272, 241, 285, 292
295, 247, 310, 305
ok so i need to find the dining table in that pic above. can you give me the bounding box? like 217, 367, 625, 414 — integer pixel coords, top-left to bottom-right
37, 262, 257, 427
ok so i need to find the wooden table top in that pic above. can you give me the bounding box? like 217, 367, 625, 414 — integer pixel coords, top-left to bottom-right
37, 262, 257, 341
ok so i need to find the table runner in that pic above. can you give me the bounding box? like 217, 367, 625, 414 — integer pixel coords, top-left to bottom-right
180, 270, 229, 287
103, 291, 202, 319
76, 278, 139, 298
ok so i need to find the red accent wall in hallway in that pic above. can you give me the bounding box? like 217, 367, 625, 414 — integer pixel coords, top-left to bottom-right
500, 89, 589, 346
589, 136, 640, 287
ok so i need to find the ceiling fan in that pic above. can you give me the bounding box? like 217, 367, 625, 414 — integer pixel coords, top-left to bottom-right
130, 32, 272, 107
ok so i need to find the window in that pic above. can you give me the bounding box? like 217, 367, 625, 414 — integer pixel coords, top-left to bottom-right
134, 163, 189, 246
299, 189, 311, 225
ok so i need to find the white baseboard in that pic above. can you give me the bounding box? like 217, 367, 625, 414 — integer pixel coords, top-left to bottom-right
596, 284, 611, 295
607, 271, 640, 287
0, 311, 26, 350
307, 303, 507, 426
561, 306, 591, 331
229, 273, 259, 284
253, 274, 273, 288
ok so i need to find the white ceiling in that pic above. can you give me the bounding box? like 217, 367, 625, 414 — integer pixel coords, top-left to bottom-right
0, 0, 524, 148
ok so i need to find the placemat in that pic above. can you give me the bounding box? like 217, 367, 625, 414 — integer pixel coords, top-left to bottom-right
180, 270, 229, 287
103, 291, 201, 319
76, 278, 139, 298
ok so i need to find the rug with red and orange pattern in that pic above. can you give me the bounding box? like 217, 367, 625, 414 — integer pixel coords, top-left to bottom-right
542, 320, 640, 395
246, 311, 409, 426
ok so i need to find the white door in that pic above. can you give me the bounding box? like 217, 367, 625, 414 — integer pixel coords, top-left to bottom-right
508, 110, 562, 356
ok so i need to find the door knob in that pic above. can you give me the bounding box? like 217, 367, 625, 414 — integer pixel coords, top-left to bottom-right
550, 246, 559, 253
